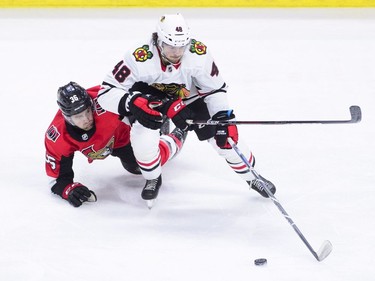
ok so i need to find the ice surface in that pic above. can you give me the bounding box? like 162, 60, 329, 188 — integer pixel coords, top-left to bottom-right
0, 8, 374, 281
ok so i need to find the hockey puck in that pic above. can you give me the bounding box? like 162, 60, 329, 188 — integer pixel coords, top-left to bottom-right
254, 258, 267, 266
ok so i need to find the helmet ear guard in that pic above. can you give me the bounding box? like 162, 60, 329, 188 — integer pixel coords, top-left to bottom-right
156, 13, 191, 48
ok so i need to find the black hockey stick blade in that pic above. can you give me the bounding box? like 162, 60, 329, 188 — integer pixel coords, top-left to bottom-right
316, 240, 333, 261
186, 105, 362, 125
349, 105, 362, 123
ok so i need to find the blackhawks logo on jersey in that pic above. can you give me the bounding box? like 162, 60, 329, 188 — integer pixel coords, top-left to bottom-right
133, 45, 153, 62
151, 83, 190, 99
189, 39, 207, 55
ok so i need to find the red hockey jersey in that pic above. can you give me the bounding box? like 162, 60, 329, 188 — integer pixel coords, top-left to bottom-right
45, 86, 131, 187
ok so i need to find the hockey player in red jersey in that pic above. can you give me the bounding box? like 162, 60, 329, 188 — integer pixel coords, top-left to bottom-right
45, 82, 186, 208
97, 13, 276, 202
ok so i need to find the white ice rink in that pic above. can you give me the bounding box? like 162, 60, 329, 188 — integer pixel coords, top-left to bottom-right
0, 7, 374, 281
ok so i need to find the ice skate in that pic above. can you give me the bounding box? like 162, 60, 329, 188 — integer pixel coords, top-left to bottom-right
247, 174, 276, 198
141, 175, 162, 208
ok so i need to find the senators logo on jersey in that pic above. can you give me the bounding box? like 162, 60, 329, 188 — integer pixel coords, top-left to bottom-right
190, 39, 207, 55
46, 125, 60, 142
133, 45, 153, 62
81, 136, 115, 161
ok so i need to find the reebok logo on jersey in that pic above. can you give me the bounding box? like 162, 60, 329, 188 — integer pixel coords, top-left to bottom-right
133, 45, 153, 62
46, 125, 60, 142
190, 39, 207, 55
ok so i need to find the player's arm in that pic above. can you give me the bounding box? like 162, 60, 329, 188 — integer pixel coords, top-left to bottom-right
98, 57, 165, 130
45, 142, 97, 208
196, 53, 238, 149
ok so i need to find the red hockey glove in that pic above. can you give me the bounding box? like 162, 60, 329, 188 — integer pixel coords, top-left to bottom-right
212, 110, 238, 149
127, 82, 192, 130
159, 98, 193, 131
125, 90, 164, 130
62, 182, 97, 207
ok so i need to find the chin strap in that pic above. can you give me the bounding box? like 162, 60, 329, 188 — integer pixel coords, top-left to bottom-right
157, 44, 183, 66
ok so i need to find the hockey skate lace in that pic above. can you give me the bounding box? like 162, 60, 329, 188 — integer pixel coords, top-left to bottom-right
252, 179, 266, 191
144, 179, 158, 191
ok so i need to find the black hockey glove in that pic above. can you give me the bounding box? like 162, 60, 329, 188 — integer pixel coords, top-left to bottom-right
212, 110, 238, 149
62, 183, 97, 207
158, 98, 193, 131
129, 82, 192, 131
125, 91, 164, 130
129, 82, 165, 98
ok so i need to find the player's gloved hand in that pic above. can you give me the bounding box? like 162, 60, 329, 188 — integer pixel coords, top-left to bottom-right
125, 90, 164, 130
212, 110, 238, 149
159, 98, 193, 131
62, 183, 97, 207
127, 82, 192, 130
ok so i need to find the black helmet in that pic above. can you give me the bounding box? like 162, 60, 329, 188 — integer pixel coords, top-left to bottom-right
57, 82, 92, 117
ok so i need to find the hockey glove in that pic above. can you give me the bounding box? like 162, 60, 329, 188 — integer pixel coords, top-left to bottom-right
62, 183, 97, 207
212, 110, 238, 149
125, 90, 164, 130
128, 82, 192, 130
159, 98, 193, 131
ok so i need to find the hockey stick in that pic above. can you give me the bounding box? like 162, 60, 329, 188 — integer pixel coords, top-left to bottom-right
187, 105, 361, 126
228, 138, 333, 262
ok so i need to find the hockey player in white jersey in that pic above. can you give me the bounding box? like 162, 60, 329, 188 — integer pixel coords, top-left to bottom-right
98, 13, 276, 204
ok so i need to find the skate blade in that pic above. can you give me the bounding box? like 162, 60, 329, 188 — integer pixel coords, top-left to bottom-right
146, 199, 155, 209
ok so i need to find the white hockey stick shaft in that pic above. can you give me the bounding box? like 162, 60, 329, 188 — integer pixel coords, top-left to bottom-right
228, 138, 332, 261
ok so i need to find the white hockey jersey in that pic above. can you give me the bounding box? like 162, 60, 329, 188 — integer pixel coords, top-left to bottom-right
98, 37, 230, 117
